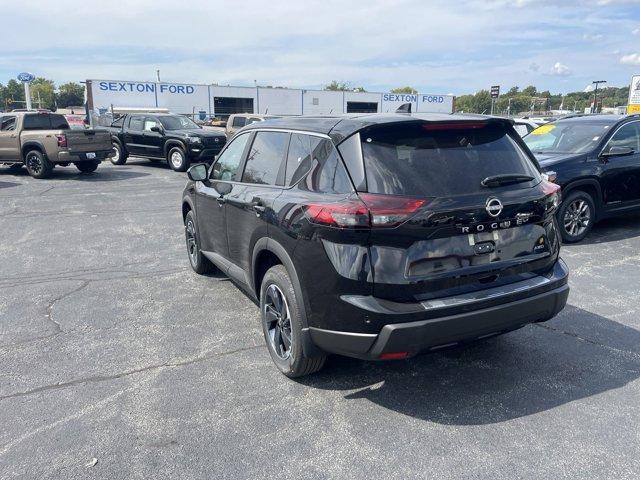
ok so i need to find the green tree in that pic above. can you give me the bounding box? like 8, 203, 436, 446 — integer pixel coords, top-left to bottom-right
521, 85, 537, 96
30, 78, 56, 110
324, 81, 350, 91
391, 86, 418, 94
57, 82, 85, 108
4, 79, 25, 109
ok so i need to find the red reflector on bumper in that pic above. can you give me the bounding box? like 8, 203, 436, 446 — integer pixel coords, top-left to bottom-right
379, 352, 410, 360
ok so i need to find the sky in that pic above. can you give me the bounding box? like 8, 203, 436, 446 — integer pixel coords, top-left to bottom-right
2, 0, 640, 95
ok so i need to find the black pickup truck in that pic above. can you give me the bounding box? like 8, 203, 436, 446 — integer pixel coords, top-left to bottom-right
108, 113, 226, 171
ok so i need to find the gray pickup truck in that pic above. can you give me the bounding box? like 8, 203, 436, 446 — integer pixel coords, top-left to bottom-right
0, 111, 113, 178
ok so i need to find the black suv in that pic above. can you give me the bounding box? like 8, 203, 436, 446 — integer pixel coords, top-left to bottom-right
182, 114, 569, 377
524, 114, 640, 242
109, 113, 226, 171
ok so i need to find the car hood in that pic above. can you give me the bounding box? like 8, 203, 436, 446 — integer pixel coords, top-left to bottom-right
533, 152, 584, 168
173, 128, 225, 138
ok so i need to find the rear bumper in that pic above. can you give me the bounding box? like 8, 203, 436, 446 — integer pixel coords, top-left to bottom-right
307, 259, 569, 359
56, 150, 114, 163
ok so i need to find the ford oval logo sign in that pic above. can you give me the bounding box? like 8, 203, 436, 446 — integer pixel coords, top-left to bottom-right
17, 72, 35, 83
486, 198, 503, 217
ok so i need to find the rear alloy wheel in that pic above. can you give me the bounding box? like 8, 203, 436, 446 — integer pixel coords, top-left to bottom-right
168, 147, 189, 172
260, 265, 326, 377
75, 161, 100, 173
110, 142, 127, 165
184, 210, 215, 274
557, 190, 595, 243
24, 150, 53, 179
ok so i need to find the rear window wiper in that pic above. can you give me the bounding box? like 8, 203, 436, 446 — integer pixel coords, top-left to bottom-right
481, 174, 535, 188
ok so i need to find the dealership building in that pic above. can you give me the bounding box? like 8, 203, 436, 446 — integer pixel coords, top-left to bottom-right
86, 79, 455, 122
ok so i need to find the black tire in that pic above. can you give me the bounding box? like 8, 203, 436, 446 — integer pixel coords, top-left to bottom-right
110, 141, 128, 165
24, 150, 53, 179
167, 146, 189, 172
260, 265, 326, 377
184, 210, 215, 274
557, 190, 596, 243
75, 161, 100, 173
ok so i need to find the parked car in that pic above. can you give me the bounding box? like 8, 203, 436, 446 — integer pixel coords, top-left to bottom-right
225, 114, 280, 138
524, 114, 640, 242
513, 118, 541, 137
182, 114, 569, 377
108, 113, 226, 172
0, 111, 113, 178
64, 115, 88, 130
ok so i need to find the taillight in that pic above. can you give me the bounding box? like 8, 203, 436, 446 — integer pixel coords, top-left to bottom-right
55, 134, 67, 148
305, 193, 427, 228
541, 180, 561, 211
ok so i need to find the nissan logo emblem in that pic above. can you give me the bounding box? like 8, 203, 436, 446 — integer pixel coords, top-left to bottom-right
486, 198, 503, 217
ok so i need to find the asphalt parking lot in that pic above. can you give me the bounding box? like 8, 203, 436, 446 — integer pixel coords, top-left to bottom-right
1, 159, 640, 480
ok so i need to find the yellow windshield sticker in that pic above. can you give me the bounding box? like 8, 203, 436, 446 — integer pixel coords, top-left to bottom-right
531, 124, 555, 135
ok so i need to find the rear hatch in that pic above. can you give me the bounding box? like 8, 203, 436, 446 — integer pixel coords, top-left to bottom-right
65, 129, 113, 154
353, 119, 561, 302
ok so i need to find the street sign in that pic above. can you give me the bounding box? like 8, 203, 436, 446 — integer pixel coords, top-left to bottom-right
490, 85, 500, 99
17, 72, 35, 83
628, 75, 640, 114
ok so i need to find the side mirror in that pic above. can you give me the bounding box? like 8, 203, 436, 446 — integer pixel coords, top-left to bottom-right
602, 146, 634, 157
187, 163, 208, 182
150, 126, 162, 133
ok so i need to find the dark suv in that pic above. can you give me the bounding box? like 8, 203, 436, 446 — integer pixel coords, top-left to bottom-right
182, 114, 569, 377
524, 114, 640, 242
109, 113, 226, 171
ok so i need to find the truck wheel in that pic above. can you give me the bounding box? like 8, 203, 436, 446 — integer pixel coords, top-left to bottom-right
24, 150, 53, 179
260, 265, 326, 378
168, 146, 189, 172
75, 161, 100, 173
557, 190, 595, 243
110, 142, 127, 165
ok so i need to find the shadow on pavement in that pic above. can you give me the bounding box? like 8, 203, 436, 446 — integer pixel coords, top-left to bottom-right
2, 166, 151, 182
299, 305, 640, 425
0, 181, 20, 189
579, 213, 640, 245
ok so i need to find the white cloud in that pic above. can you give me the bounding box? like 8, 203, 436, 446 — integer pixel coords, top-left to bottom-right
621, 53, 640, 65
549, 62, 571, 76
529, 62, 540, 72
633, 28, 640, 36
583, 33, 604, 41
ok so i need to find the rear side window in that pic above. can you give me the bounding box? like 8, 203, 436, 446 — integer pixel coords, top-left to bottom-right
285, 133, 313, 185
242, 131, 289, 185
128, 116, 144, 131
361, 122, 539, 197
232, 117, 246, 128
23, 114, 51, 130
1, 116, 16, 131
297, 137, 353, 194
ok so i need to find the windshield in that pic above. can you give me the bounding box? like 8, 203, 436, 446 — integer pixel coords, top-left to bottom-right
361, 122, 540, 197
158, 115, 201, 130
524, 122, 613, 154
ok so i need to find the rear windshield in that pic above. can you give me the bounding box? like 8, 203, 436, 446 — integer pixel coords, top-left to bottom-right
360, 122, 539, 197
22, 114, 69, 130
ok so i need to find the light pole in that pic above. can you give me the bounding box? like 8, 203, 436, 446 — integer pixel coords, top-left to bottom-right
592, 80, 606, 113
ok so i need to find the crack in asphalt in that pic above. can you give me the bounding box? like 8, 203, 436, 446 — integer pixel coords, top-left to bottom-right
0, 344, 263, 402
534, 322, 640, 360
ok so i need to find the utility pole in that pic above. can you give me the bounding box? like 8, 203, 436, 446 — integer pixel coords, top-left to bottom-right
156, 70, 161, 82
592, 80, 606, 113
